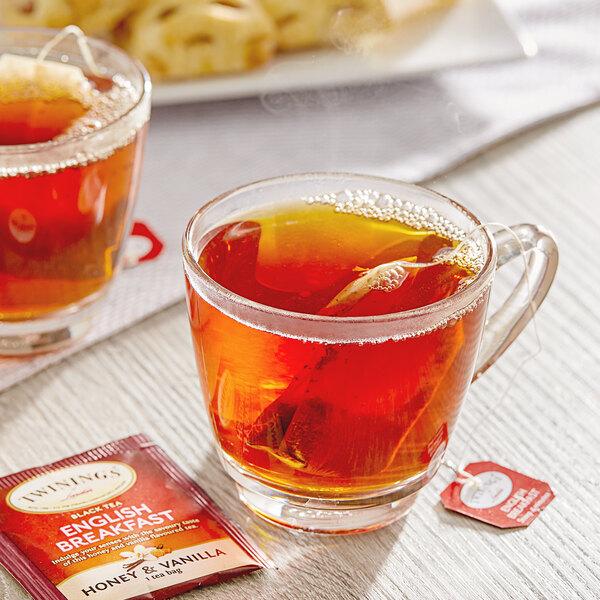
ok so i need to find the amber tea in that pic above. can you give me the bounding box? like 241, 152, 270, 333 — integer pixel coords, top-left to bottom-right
0, 71, 146, 319
186, 192, 489, 496
0, 28, 150, 354
184, 174, 559, 533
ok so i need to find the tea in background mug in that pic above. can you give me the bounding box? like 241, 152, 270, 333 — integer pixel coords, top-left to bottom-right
183, 173, 558, 533
0, 28, 151, 354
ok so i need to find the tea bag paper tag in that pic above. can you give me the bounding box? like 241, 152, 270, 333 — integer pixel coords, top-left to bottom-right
440, 461, 554, 528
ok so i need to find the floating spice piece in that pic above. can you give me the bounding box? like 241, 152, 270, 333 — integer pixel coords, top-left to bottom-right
0, 434, 271, 600
319, 260, 410, 316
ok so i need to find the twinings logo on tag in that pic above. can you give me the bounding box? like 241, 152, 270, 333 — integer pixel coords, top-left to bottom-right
440, 461, 554, 528
459, 470, 513, 509
7, 462, 137, 514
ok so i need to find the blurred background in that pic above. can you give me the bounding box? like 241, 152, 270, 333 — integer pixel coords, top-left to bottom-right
2, 0, 599, 386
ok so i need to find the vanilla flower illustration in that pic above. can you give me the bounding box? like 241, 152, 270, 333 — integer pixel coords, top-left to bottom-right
120, 545, 158, 564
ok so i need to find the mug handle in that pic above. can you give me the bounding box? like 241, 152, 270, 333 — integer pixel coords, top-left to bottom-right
473, 224, 559, 380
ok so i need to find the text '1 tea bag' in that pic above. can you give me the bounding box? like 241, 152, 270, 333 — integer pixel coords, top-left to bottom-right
0, 435, 271, 600
440, 461, 555, 528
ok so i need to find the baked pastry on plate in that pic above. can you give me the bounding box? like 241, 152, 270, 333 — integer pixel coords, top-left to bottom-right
124, 0, 276, 78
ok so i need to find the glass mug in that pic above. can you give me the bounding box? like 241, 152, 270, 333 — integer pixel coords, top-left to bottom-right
183, 173, 558, 533
0, 28, 151, 354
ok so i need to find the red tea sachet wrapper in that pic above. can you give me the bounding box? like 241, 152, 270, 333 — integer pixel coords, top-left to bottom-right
440, 461, 555, 528
0, 434, 272, 599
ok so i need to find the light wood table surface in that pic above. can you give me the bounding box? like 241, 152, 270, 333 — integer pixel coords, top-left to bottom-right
1, 104, 599, 600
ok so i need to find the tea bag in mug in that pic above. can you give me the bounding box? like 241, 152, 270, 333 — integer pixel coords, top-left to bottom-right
247, 201, 475, 478
0, 26, 100, 144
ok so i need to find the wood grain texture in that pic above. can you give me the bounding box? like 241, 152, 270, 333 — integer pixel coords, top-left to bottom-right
1, 105, 599, 600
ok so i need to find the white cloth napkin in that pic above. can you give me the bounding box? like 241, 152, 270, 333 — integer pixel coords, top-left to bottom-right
2, 0, 599, 391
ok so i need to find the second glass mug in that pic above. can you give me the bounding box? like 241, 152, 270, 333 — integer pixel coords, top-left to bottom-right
0, 27, 151, 354
183, 173, 558, 533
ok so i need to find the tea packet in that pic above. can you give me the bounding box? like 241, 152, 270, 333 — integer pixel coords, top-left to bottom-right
0, 434, 271, 599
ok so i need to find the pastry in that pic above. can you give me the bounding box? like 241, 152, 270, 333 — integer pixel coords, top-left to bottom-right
1, 0, 74, 28
124, 0, 276, 79
260, 0, 457, 51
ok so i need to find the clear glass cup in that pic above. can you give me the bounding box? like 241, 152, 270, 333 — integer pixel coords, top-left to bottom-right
0, 27, 151, 354
182, 173, 558, 533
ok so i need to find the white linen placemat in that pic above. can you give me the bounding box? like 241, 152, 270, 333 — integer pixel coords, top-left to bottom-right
2, 0, 599, 391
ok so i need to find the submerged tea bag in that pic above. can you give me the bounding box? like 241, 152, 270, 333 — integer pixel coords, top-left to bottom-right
247, 317, 465, 478
247, 254, 466, 478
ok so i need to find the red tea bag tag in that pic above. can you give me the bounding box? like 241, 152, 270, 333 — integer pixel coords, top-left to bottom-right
123, 221, 165, 267
440, 461, 554, 528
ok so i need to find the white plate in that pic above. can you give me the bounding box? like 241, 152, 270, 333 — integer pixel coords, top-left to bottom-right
152, 0, 536, 106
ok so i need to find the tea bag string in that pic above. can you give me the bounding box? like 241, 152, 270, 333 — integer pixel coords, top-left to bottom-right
37, 25, 101, 77
441, 223, 543, 485
442, 459, 481, 488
